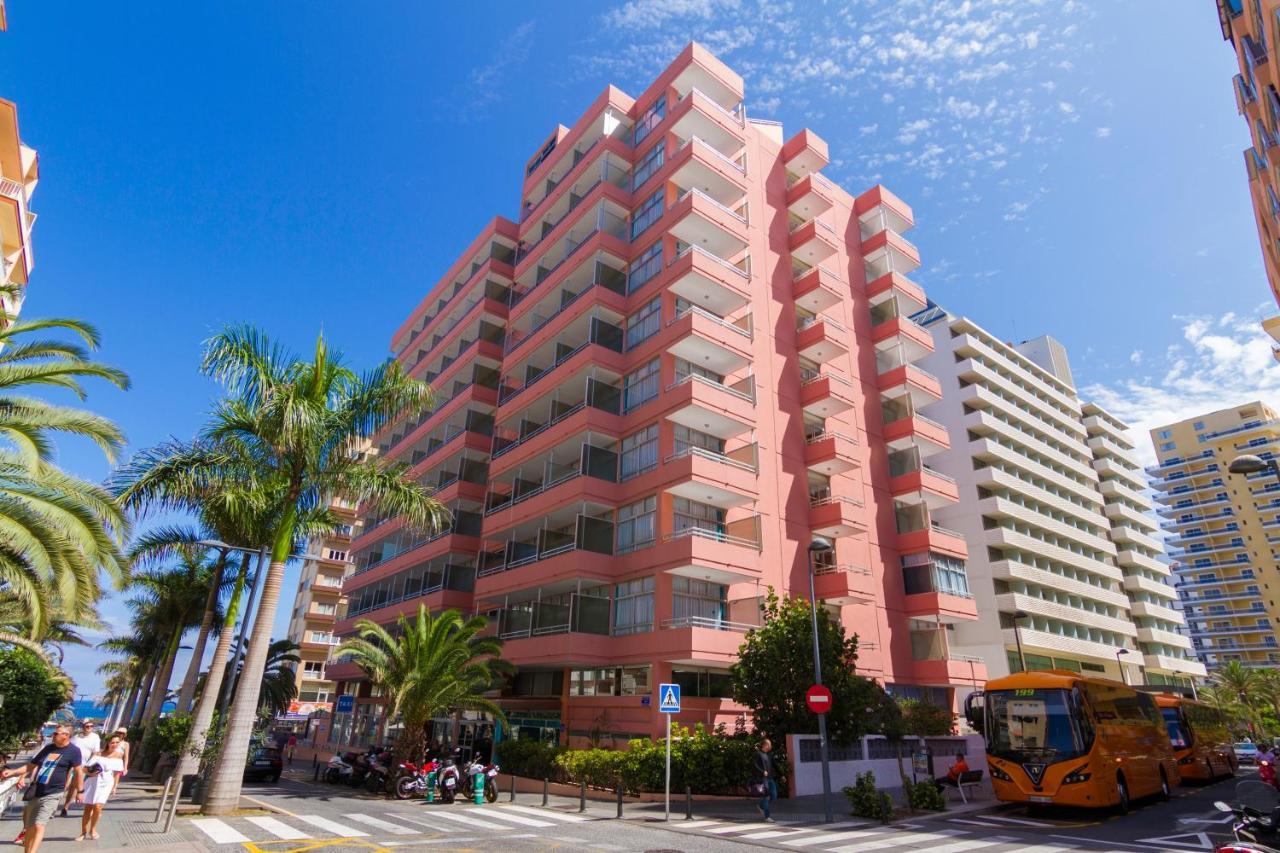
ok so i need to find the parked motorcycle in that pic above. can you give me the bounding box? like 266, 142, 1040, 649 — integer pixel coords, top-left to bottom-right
347, 746, 387, 789
436, 755, 460, 804
364, 748, 393, 794
460, 757, 500, 803
394, 758, 439, 800
324, 752, 354, 785
1214, 780, 1280, 853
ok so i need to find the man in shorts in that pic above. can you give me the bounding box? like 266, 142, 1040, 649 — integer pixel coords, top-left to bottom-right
60, 720, 99, 816
1, 724, 84, 852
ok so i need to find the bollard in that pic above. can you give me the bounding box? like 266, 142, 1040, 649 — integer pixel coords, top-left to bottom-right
313, 763, 320, 782
684, 785, 692, 820
509, 772, 516, 803
154, 775, 174, 823
473, 773, 485, 805
542, 777, 548, 807
615, 783, 623, 819
579, 778, 586, 813
426, 771, 436, 803
163, 778, 181, 834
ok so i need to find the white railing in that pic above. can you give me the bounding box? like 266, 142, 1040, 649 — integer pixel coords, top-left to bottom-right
0, 179, 22, 200
672, 243, 750, 279
677, 187, 747, 225
665, 445, 758, 473
671, 303, 752, 339
679, 134, 746, 174
661, 615, 755, 632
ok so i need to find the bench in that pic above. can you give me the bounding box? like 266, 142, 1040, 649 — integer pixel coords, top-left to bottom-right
939, 769, 985, 804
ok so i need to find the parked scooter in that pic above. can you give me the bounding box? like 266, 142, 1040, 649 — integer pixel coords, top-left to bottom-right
364, 747, 393, 794
1262, 759, 1280, 791
436, 754, 460, 804
324, 752, 354, 785
394, 758, 439, 800
460, 756, 500, 803
1214, 779, 1280, 852
347, 746, 387, 789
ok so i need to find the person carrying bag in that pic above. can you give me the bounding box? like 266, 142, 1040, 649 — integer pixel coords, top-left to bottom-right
750, 739, 777, 822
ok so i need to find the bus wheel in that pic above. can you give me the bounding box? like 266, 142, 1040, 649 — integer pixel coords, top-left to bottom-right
1115, 775, 1131, 814
1158, 769, 1171, 801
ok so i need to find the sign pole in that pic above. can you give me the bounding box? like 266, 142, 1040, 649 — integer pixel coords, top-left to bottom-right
664, 710, 671, 822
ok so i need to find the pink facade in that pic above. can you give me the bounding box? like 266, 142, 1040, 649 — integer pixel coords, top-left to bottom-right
327, 43, 985, 748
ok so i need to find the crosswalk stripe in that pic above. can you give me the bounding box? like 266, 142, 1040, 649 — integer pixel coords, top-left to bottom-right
831, 830, 962, 852
499, 804, 589, 822
949, 818, 1006, 827
1006, 846, 1076, 853
468, 808, 555, 827
190, 818, 250, 844
292, 814, 370, 837
347, 813, 417, 835
927, 836, 1017, 853
983, 815, 1058, 827
704, 820, 776, 833
781, 828, 888, 847
402, 810, 510, 831
666, 820, 722, 829
738, 828, 807, 839
244, 816, 309, 840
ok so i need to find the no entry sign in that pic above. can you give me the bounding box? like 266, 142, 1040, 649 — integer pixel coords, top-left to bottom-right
806, 684, 833, 715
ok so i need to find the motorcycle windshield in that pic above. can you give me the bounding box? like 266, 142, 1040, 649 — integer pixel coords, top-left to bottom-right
1236, 779, 1280, 814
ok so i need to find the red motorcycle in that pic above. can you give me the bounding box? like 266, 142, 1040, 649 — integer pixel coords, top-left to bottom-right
1261, 758, 1279, 791
393, 758, 439, 800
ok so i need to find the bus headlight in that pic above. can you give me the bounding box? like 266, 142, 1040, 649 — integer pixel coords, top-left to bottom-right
1177, 755, 1195, 765
1062, 765, 1091, 785
989, 766, 1012, 782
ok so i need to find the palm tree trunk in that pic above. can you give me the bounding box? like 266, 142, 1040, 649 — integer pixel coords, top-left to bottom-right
176, 555, 228, 713
130, 658, 159, 729
202, 547, 289, 815
142, 627, 183, 724
110, 679, 140, 731
173, 552, 252, 787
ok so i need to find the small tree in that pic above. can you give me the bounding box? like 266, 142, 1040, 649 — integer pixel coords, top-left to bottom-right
0, 647, 69, 743
731, 589, 884, 775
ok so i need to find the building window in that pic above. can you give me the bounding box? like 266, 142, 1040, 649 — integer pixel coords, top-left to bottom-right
623, 358, 660, 412
620, 425, 659, 480
326, 549, 348, 561
613, 576, 654, 635
311, 602, 337, 616
631, 190, 664, 240
625, 297, 662, 349
672, 497, 725, 537
673, 425, 725, 455
616, 496, 657, 553
627, 241, 663, 294
308, 630, 332, 644
671, 668, 733, 698
570, 665, 651, 697
672, 577, 727, 624
1159, 441, 1175, 451
902, 553, 970, 597
1159, 429, 1172, 439
633, 96, 666, 147
303, 661, 325, 676
632, 142, 665, 191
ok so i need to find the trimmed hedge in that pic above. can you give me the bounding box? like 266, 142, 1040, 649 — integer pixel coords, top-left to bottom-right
498, 724, 759, 796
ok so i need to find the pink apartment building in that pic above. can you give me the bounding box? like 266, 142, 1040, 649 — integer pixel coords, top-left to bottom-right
325, 43, 984, 750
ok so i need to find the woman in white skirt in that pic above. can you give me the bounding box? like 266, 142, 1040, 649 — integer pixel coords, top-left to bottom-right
76, 733, 125, 841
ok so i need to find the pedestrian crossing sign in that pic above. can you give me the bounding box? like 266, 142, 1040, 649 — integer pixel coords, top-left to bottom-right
658, 683, 681, 713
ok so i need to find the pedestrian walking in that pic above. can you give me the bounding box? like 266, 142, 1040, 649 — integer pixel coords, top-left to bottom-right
751, 739, 777, 822
1, 724, 84, 853
76, 733, 126, 841
286, 734, 297, 765
59, 721, 99, 817
112, 728, 130, 779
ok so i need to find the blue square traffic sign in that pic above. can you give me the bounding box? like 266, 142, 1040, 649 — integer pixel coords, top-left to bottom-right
336, 694, 355, 714
658, 683, 681, 713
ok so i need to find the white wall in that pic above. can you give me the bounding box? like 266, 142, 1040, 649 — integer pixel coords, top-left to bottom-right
785, 734, 987, 796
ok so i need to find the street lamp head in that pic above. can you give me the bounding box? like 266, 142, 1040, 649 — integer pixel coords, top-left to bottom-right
808, 536, 833, 553
1116, 649, 1129, 657
1012, 610, 1029, 621
1228, 454, 1270, 475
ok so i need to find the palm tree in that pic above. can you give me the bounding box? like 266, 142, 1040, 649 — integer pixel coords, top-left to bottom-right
113, 325, 447, 815
219, 639, 300, 718
0, 316, 129, 636
339, 606, 509, 763
1211, 661, 1263, 734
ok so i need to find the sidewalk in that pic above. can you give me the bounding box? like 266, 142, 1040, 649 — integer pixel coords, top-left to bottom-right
0, 780, 205, 853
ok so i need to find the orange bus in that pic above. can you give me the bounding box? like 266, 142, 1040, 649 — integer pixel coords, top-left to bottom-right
966, 670, 1179, 812
1154, 693, 1236, 781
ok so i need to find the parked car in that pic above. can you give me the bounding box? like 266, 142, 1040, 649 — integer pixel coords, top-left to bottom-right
244, 746, 284, 783
1234, 742, 1260, 766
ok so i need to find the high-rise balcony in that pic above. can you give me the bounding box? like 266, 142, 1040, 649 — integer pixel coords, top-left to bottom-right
1129, 600, 1185, 623
376, 371, 501, 463
877, 359, 942, 408
654, 616, 755, 667
866, 271, 926, 317
911, 656, 987, 687
781, 129, 829, 181
498, 315, 627, 408
396, 274, 512, 362
670, 87, 747, 159
510, 205, 630, 319
342, 559, 476, 629
895, 505, 967, 559
670, 135, 748, 207
661, 443, 760, 509
1137, 626, 1192, 649
664, 371, 756, 438
486, 588, 614, 665
889, 461, 959, 509
808, 493, 867, 538
504, 264, 628, 357
804, 429, 860, 476
882, 397, 950, 456
792, 264, 843, 313
669, 188, 749, 262
484, 438, 620, 525
667, 244, 751, 315
521, 105, 632, 216
903, 566, 977, 622
857, 189, 915, 238
476, 507, 615, 595
800, 367, 856, 418
349, 507, 484, 587
788, 218, 840, 266
521, 151, 631, 249
795, 314, 849, 364
862, 230, 920, 280
812, 562, 875, 605
491, 372, 623, 463
402, 414, 493, 476
665, 304, 753, 377
1144, 654, 1206, 676
1124, 574, 1179, 600
785, 172, 836, 220
649, 516, 762, 586
409, 320, 505, 386
870, 299, 933, 362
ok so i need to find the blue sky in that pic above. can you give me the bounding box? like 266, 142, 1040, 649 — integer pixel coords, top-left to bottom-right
1, 0, 1277, 697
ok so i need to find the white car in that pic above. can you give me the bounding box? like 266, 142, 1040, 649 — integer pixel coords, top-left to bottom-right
1234, 742, 1260, 766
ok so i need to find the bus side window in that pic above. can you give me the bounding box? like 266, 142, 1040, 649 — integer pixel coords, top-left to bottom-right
1136, 693, 1162, 728
1071, 687, 1095, 750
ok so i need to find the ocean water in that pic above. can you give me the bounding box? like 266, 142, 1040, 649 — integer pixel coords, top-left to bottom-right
61, 699, 175, 722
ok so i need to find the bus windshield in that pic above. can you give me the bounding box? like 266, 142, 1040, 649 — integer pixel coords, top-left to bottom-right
985, 688, 1089, 765
1161, 707, 1191, 750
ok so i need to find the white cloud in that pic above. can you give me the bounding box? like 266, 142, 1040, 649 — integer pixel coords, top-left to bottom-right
897, 118, 932, 145
1095, 126, 1112, 138
468, 21, 536, 110
1083, 312, 1280, 466
1129, 349, 1142, 365
603, 0, 740, 29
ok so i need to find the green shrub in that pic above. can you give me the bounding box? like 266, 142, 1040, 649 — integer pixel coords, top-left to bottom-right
904, 778, 945, 812
898, 699, 956, 737
142, 713, 192, 757
843, 771, 893, 823
496, 738, 564, 781
555, 747, 628, 790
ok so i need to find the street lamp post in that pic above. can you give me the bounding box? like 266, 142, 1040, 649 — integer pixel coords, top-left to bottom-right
806, 536, 835, 824
1011, 611, 1029, 672
1115, 648, 1129, 686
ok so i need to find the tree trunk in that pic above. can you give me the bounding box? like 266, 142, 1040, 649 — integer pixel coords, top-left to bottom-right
142, 627, 183, 724
173, 551, 253, 787
176, 555, 228, 714
201, 548, 288, 815
112, 679, 141, 731
130, 658, 159, 729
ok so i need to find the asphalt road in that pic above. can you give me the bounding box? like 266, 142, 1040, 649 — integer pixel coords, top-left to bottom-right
164, 769, 1258, 852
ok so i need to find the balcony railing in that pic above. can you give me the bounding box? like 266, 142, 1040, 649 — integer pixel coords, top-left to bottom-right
675, 187, 748, 225
808, 494, 865, 510
805, 429, 859, 447
812, 562, 870, 577
664, 444, 759, 473
671, 303, 753, 339
504, 280, 626, 355
671, 243, 750, 279
662, 518, 762, 550
667, 371, 756, 403
679, 86, 746, 127
797, 313, 847, 334
677, 134, 747, 174
660, 616, 755, 632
